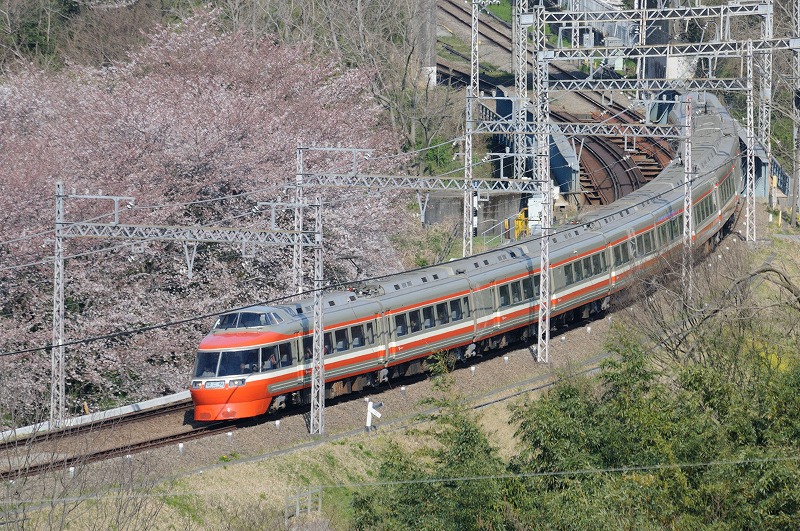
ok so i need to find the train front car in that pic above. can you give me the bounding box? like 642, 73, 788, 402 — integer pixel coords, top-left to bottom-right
190, 306, 297, 421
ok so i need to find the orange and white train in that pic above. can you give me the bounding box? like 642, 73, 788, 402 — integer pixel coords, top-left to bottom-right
190, 94, 742, 421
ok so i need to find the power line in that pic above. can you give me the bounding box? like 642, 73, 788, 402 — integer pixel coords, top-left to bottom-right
316, 454, 800, 491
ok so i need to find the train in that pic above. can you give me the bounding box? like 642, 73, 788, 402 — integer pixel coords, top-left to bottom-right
190, 93, 742, 421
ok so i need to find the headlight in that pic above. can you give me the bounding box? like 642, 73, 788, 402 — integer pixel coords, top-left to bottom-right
191, 380, 202, 389
204, 380, 225, 389
228, 378, 246, 387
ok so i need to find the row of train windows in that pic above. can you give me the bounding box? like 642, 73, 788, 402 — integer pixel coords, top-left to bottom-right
563, 253, 608, 286
657, 215, 683, 247
694, 195, 716, 224
612, 230, 656, 267
719, 175, 735, 203
394, 297, 471, 337
213, 310, 284, 329
498, 275, 541, 307
311, 322, 378, 356
194, 345, 293, 378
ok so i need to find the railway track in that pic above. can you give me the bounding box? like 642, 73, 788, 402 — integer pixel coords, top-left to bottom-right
0, 399, 193, 455
0, 418, 241, 481
436, 0, 675, 205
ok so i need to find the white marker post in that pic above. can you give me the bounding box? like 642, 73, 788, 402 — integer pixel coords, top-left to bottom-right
365, 401, 383, 434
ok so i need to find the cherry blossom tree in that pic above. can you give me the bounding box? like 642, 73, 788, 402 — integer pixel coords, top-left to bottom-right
0, 13, 422, 425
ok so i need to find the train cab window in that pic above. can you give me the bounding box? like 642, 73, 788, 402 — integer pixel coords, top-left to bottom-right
335, 329, 349, 351
423, 306, 435, 329
449, 299, 463, 321
510, 281, 522, 303
278, 343, 293, 367
214, 313, 239, 329
238, 312, 265, 327
365, 322, 376, 345
351, 325, 365, 348
435, 302, 450, 325
564, 263, 574, 285
462, 297, 471, 318
409, 310, 422, 333
498, 285, 510, 307
270, 312, 283, 324
323, 333, 333, 355
195, 351, 220, 378
394, 314, 408, 337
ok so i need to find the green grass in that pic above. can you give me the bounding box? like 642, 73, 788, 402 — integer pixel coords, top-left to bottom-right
487, 0, 513, 22
163, 494, 204, 524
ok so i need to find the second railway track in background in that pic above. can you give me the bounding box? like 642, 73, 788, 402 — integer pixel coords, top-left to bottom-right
436, 0, 675, 205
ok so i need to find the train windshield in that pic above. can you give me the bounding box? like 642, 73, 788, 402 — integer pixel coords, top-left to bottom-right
194, 351, 220, 378
212, 312, 283, 329
194, 349, 261, 377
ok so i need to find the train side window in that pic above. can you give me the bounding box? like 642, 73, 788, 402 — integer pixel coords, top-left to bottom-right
498, 284, 510, 307
574, 261, 584, 282
613, 246, 622, 266
423, 306, 435, 329
533, 274, 541, 295
409, 310, 422, 333
278, 343, 293, 367
564, 263, 574, 285
435, 302, 450, 325
302, 337, 313, 361
645, 231, 654, 254
522, 277, 534, 299
351, 325, 365, 347
583, 257, 593, 278
592, 253, 602, 274
365, 322, 376, 345
261, 346, 278, 370
323, 333, 333, 355
394, 314, 408, 337
450, 299, 462, 321
510, 282, 522, 303
334, 329, 349, 351
462, 297, 471, 318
